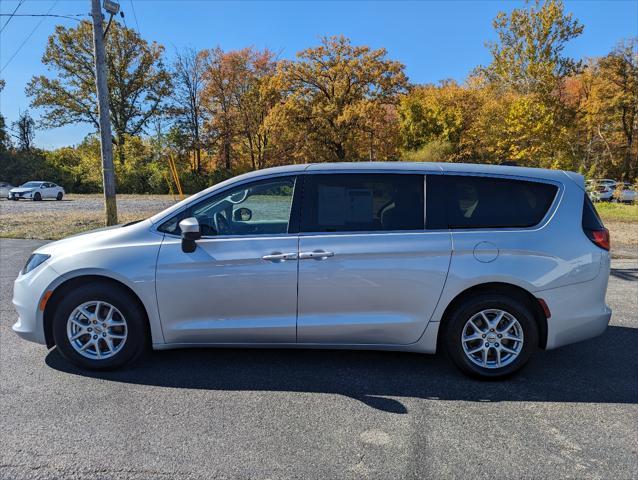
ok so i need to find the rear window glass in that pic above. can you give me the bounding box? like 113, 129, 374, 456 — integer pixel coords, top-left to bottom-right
582, 194, 604, 230
427, 175, 558, 229
300, 174, 424, 232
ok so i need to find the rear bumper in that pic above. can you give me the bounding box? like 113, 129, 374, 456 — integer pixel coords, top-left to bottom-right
544, 303, 611, 350
540, 256, 612, 350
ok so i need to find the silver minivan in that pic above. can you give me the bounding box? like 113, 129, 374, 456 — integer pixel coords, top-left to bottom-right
13, 163, 612, 378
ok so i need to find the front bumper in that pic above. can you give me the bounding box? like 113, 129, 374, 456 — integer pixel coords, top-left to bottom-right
9, 191, 32, 199
12, 263, 60, 345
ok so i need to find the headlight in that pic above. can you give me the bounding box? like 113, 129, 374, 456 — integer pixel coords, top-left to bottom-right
22, 254, 50, 275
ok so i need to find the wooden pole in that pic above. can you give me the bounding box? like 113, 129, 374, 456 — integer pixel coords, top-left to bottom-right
90, 0, 118, 225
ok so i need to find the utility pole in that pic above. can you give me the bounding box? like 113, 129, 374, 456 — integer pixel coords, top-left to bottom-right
90, 0, 117, 225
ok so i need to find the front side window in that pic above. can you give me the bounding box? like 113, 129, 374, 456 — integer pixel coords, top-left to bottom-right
158, 176, 296, 236
300, 174, 424, 233
427, 175, 558, 229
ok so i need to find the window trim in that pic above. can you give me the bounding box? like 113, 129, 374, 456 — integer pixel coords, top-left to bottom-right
426, 172, 563, 233
156, 174, 300, 239
297, 172, 426, 235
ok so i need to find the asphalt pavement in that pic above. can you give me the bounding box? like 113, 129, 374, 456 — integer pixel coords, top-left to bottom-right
1, 238, 636, 479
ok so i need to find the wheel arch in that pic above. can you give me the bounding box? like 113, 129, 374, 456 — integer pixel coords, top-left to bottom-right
43, 275, 151, 348
437, 282, 548, 350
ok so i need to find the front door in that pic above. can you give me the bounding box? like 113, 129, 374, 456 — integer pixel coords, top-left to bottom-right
155, 176, 300, 344
296, 173, 452, 345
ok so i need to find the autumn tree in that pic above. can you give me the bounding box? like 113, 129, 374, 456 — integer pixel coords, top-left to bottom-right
27, 21, 171, 163
272, 36, 408, 162
170, 47, 208, 172
399, 81, 484, 161
200, 47, 279, 171
566, 39, 638, 179
596, 39, 638, 178
200, 47, 239, 171
232, 49, 279, 170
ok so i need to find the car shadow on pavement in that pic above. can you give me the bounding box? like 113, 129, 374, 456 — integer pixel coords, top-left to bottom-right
610, 267, 638, 281
46, 325, 638, 414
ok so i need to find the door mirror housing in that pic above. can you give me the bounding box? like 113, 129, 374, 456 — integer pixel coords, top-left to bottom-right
179, 217, 201, 253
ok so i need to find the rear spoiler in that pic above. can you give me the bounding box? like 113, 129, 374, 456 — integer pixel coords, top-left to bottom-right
562, 171, 585, 190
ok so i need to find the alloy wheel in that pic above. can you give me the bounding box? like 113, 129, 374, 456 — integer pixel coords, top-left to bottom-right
461, 309, 524, 369
66, 301, 128, 360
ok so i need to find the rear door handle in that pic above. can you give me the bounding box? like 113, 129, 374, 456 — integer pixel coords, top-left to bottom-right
262, 252, 297, 262
299, 250, 335, 260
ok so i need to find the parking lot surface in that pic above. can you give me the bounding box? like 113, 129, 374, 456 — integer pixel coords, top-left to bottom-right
1, 238, 636, 479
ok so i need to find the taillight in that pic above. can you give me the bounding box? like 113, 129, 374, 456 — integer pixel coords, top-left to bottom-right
584, 228, 610, 250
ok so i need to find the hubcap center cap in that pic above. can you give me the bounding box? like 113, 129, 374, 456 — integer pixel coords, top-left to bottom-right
486, 333, 497, 343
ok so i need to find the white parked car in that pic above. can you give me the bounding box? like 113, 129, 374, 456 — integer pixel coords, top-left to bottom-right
9, 181, 65, 201
613, 182, 638, 203
0, 181, 14, 198
12, 163, 611, 379
595, 185, 614, 202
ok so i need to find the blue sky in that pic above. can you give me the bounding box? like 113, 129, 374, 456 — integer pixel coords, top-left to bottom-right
1, 0, 637, 149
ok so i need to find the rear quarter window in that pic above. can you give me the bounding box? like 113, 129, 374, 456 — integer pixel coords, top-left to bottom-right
582, 194, 605, 230
427, 175, 558, 229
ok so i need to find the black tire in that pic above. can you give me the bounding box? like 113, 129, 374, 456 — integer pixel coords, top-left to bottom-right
442, 293, 538, 379
52, 282, 148, 370
56, 192, 63, 201
33, 192, 41, 201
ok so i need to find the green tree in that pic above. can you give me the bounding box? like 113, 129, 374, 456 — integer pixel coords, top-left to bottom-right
27, 21, 172, 163
12, 110, 36, 152
479, 0, 584, 96
0, 79, 9, 151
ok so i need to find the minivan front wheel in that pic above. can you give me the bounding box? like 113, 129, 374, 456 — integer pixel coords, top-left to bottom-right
52, 283, 147, 370
444, 294, 538, 379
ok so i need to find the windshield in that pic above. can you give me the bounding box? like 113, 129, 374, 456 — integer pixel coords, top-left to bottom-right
20, 182, 43, 188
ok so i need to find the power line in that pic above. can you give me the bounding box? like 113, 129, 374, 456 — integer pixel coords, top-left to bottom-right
0, 13, 86, 22
0, 0, 26, 34
129, 0, 140, 35
0, 0, 59, 75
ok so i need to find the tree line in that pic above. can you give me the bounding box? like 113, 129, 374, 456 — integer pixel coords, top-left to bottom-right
0, 0, 636, 194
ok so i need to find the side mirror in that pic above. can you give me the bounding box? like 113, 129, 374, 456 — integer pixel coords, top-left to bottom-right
233, 207, 252, 222
179, 217, 201, 253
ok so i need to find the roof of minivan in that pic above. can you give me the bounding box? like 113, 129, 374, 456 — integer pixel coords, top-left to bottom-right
149, 162, 581, 224
251, 161, 575, 182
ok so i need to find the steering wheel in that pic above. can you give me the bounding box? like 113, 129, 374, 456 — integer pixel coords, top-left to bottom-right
213, 212, 230, 235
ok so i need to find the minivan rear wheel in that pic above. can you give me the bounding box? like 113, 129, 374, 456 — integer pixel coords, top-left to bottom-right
443, 294, 538, 379
52, 283, 148, 370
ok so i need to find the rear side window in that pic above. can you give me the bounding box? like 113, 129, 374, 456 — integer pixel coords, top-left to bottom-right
300, 174, 424, 233
427, 175, 558, 229
582, 195, 605, 230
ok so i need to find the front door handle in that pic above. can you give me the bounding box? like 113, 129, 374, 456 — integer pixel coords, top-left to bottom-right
262, 252, 297, 262
299, 250, 335, 260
